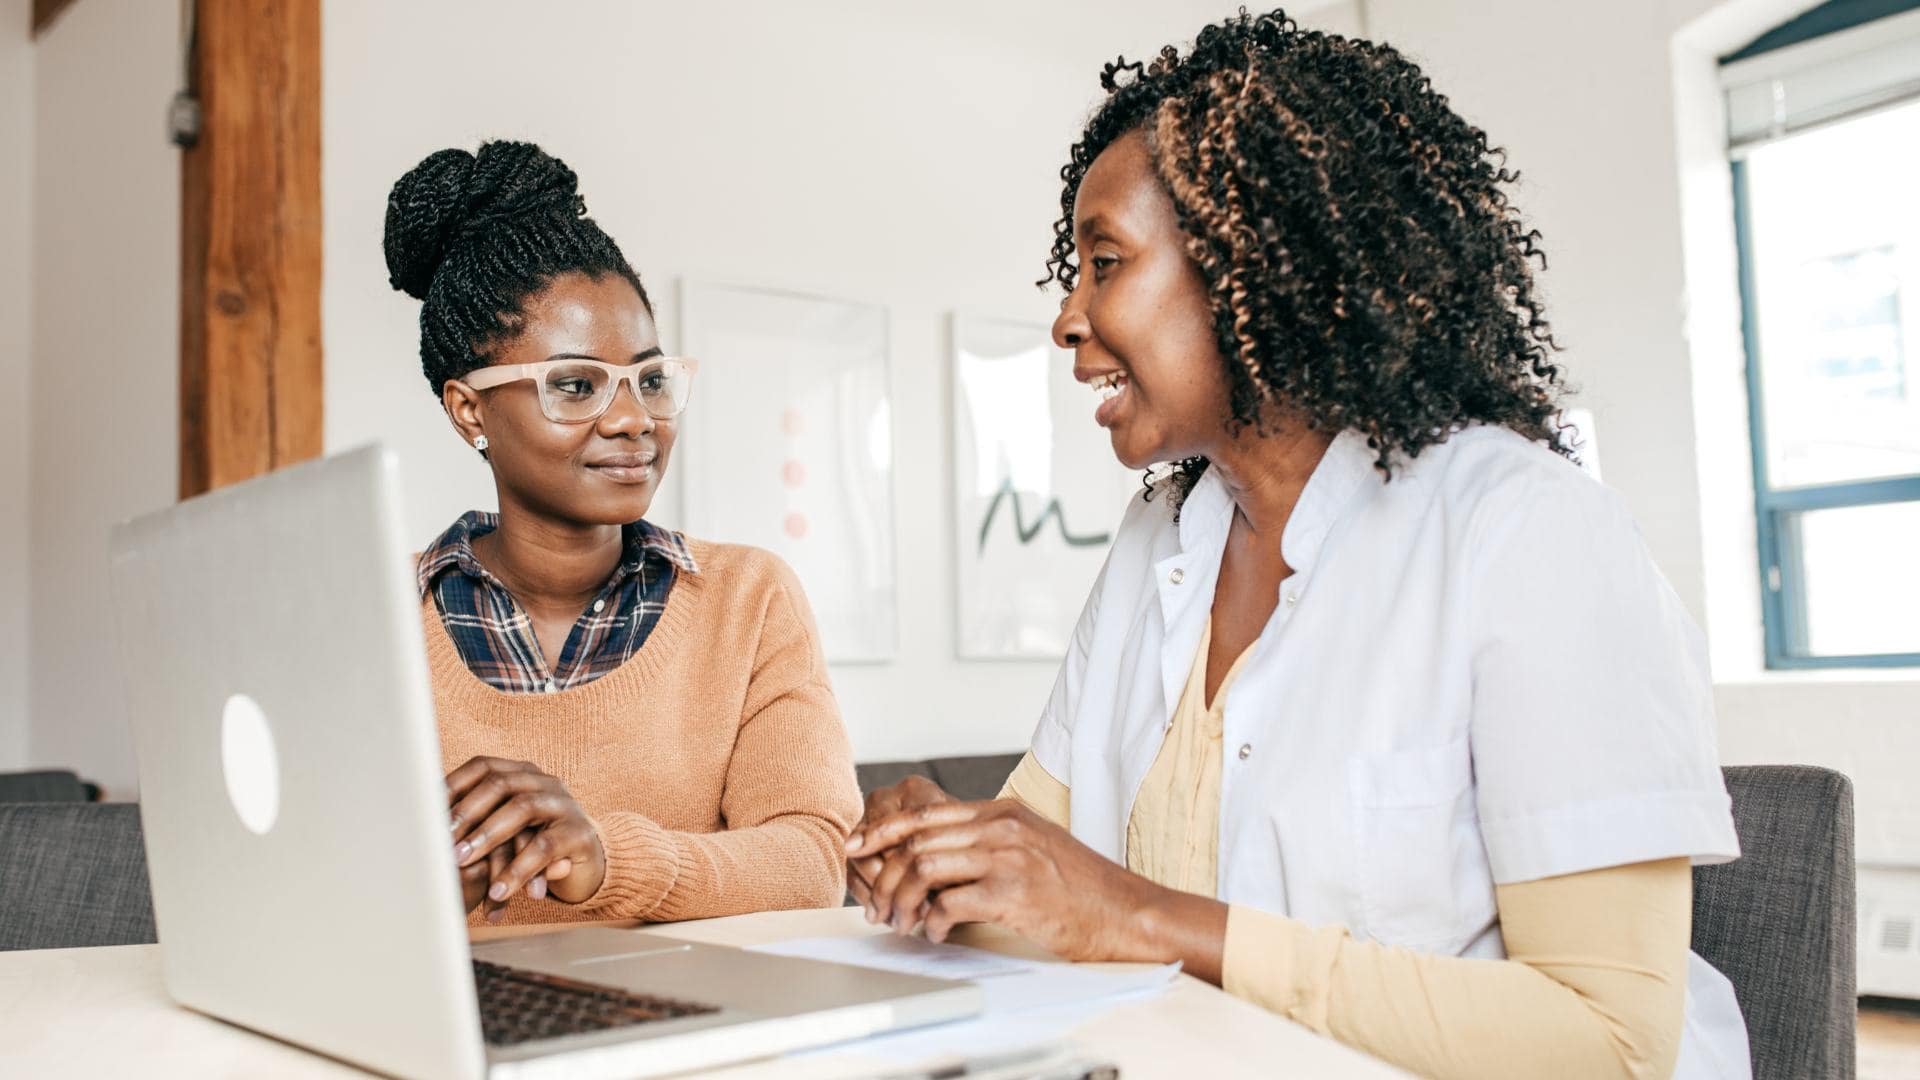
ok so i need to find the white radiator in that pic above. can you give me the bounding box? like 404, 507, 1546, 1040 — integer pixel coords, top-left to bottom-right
1859, 864, 1920, 999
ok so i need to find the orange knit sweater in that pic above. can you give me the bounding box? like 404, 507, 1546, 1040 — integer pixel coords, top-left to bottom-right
423, 539, 861, 926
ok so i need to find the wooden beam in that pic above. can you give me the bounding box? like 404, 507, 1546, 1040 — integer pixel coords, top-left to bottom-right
30, 0, 79, 37
179, 0, 322, 498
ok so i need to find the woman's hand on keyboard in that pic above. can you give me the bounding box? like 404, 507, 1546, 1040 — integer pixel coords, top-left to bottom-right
447, 756, 608, 919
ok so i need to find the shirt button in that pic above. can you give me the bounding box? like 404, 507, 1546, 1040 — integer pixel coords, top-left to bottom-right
543, 680, 557, 694
1284, 592, 1299, 606
1169, 568, 1185, 585
1237, 743, 1252, 760
592, 599, 606, 613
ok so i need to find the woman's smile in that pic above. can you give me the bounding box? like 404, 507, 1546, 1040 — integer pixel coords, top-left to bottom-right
1082, 369, 1131, 429
585, 447, 657, 485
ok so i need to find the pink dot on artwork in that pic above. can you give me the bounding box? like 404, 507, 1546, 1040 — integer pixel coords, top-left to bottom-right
781, 409, 806, 437
783, 513, 809, 540
781, 460, 806, 487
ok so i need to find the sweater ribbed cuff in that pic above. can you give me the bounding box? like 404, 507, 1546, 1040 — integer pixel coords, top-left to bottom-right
581, 812, 684, 920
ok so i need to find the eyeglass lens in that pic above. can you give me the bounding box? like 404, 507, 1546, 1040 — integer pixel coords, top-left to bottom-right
538, 362, 691, 423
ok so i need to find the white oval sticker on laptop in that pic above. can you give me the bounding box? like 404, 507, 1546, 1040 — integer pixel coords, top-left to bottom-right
221, 693, 281, 835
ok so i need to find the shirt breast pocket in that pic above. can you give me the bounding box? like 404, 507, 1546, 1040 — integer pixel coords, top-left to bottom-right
1347, 738, 1496, 954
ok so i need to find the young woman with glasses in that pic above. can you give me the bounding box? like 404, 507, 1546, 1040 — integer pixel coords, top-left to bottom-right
384, 140, 859, 928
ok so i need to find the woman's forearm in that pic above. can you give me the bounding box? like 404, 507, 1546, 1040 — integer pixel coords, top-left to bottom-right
1217, 860, 1691, 1080
999, 753, 1227, 980
1127, 882, 1230, 984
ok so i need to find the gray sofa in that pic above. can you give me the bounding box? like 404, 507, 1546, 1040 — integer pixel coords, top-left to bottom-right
0, 802, 156, 950
0, 769, 91, 803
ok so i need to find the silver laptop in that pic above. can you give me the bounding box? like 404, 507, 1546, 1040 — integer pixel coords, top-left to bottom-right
107, 444, 980, 1080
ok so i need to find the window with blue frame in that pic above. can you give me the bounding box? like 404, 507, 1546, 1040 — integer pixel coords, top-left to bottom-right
1723, 2, 1920, 668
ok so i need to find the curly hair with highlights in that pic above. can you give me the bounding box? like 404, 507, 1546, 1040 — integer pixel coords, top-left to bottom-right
1042, 8, 1572, 505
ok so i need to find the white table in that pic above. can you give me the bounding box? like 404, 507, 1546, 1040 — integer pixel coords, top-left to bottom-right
0, 907, 1406, 1078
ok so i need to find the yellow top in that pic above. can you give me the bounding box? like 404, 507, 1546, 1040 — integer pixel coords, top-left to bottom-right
1000, 620, 1689, 1080
1126, 619, 1253, 895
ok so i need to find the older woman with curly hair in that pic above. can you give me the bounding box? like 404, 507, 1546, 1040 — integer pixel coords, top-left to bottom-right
848, 10, 1747, 1079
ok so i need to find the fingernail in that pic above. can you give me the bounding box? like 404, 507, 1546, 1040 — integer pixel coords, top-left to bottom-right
449, 814, 462, 834
488, 881, 508, 902
529, 877, 547, 901
454, 841, 472, 864
844, 832, 862, 852
487, 908, 505, 924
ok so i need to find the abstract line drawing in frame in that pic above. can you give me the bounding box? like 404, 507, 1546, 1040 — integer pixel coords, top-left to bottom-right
951, 315, 1138, 660
679, 282, 897, 662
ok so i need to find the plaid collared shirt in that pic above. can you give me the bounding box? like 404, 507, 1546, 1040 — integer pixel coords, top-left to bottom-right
417, 511, 698, 694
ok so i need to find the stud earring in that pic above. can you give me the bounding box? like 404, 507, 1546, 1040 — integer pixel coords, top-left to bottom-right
473, 436, 489, 451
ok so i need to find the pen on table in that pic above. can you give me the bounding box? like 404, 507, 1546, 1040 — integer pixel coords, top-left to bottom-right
876, 1045, 1051, 1079
1015, 1059, 1119, 1080
873, 1046, 1119, 1080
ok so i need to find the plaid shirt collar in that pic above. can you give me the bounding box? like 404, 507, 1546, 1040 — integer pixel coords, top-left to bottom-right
416, 511, 699, 601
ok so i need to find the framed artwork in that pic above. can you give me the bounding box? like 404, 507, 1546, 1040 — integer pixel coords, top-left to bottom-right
951, 316, 1138, 659
679, 282, 897, 662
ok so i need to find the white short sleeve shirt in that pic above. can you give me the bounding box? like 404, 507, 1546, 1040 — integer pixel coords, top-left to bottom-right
1029, 425, 1749, 1078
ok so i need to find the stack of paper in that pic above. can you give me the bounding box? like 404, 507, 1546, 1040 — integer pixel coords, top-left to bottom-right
749, 933, 1179, 1061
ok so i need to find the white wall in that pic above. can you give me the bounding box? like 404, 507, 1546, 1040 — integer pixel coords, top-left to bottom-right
1363, 0, 1717, 619
324, 0, 1363, 764
32, 0, 1900, 840
1361, 0, 1920, 865
26, 0, 180, 795
0, 0, 32, 770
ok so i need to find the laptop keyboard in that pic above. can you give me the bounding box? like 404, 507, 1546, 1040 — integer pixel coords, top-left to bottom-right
472, 958, 721, 1048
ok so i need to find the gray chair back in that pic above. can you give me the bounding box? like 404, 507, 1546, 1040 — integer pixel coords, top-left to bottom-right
853, 753, 1023, 805
0, 769, 89, 803
853, 760, 937, 801
925, 754, 1024, 803
1692, 765, 1855, 1080
0, 803, 157, 950
848, 754, 1023, 907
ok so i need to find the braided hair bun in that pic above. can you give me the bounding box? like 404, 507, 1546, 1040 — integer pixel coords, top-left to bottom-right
383, 140, 649, 395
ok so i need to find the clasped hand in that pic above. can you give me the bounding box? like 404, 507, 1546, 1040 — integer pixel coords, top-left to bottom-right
843, 776, 1158, 962
446, 756, 607, 923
